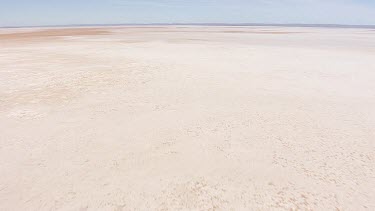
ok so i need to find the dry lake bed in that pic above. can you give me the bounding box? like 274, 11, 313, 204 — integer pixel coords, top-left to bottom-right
0, 26, 375, 210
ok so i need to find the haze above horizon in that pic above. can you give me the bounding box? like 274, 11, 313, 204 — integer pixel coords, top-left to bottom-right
1, 0, 375, 27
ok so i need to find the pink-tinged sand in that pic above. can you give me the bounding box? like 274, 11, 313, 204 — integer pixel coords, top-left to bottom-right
0, 26, 374, 210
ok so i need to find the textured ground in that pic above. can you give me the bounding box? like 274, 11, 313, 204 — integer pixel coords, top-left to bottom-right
0, 26, 374, 210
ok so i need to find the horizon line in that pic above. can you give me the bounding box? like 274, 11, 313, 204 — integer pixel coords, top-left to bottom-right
1, 23, 375, 29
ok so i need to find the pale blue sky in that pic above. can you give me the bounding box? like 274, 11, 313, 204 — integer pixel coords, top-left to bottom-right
1, 0, 375, 27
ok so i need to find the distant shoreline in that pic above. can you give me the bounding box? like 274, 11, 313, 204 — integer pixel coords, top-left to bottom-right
1, 23, 375, 29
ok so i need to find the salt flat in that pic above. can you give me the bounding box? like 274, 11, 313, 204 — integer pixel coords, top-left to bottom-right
0, 26, 374, 210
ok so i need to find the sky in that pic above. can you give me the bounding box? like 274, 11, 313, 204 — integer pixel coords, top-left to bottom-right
1, 0, 375, 27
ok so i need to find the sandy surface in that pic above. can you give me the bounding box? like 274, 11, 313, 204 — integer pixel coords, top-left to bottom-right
0, 26, 375, 210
